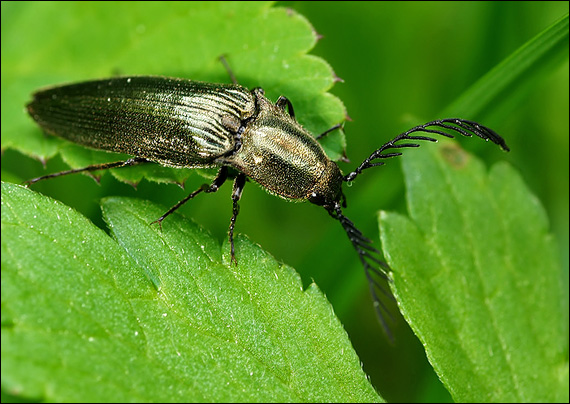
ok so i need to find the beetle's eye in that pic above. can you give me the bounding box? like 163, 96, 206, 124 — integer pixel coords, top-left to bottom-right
308, 191, 326, 206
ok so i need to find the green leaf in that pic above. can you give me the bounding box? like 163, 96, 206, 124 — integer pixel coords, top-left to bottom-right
1, 182, 382, 402
1, 1, 346, 186
379, 145, 567, 402
378, 11, 568, 402
3, 3, 567, 402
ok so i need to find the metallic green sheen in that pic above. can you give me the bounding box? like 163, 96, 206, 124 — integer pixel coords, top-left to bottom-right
27, 76, 343, 204
223, 89, 343, 202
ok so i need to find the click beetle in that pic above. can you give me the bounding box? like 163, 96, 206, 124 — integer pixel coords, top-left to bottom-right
25, 67, 509, 338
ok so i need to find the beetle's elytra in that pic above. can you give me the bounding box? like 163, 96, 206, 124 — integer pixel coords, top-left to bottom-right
26, 72, 509, 338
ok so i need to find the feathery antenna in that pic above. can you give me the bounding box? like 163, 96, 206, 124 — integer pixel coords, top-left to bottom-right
345, 118, 509, 183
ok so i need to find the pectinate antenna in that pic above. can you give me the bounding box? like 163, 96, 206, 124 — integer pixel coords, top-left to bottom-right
328, 202, 395, 341
345, 118, 509, 182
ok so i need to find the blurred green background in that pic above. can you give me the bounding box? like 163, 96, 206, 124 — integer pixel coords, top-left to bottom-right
2, 2, 568, 402
284, 3, 568, 401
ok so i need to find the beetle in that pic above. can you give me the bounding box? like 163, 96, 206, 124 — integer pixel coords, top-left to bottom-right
25, 69, 509, 337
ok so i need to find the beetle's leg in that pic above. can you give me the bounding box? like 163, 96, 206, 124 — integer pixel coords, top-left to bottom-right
275, 97, 342, 138
315, 123, 350, 163
151, 166, 229, 228
275, 96, 295, 119
24, 157, 150, 185
315, 123, 343, 140
219, 55, 238, 85
228, 173, 247, 265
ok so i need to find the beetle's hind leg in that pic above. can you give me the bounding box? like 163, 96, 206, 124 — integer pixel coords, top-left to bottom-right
24, 157, 151, 185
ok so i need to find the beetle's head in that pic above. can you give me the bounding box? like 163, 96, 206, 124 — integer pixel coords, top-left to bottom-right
307, 160, 346, 210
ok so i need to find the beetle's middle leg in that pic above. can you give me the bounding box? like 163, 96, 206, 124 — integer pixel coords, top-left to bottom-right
152, 166, 229, 228
228, 173, 247, 265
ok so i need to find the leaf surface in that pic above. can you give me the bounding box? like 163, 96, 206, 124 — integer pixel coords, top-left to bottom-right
1, 182, 382, 402
1, 1, 346, 186
379, 145, 567, 402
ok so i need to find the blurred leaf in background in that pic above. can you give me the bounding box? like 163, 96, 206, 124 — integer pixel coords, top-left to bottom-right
377, 16, 568, 402
2, 1, 568, 402
381, 147, 567, 402
284, 2, 568, 401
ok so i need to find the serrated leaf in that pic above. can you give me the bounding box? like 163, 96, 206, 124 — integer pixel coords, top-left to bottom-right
1, 182, 382, 402
379, 145, 567, 402
1, 1, 346, 186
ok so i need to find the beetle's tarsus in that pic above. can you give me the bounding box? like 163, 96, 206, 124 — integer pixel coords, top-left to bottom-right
150, 217, 165, 232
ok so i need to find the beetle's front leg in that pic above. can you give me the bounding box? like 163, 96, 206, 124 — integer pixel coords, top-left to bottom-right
228, 173, 247, 265
275, 96, 295, 118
